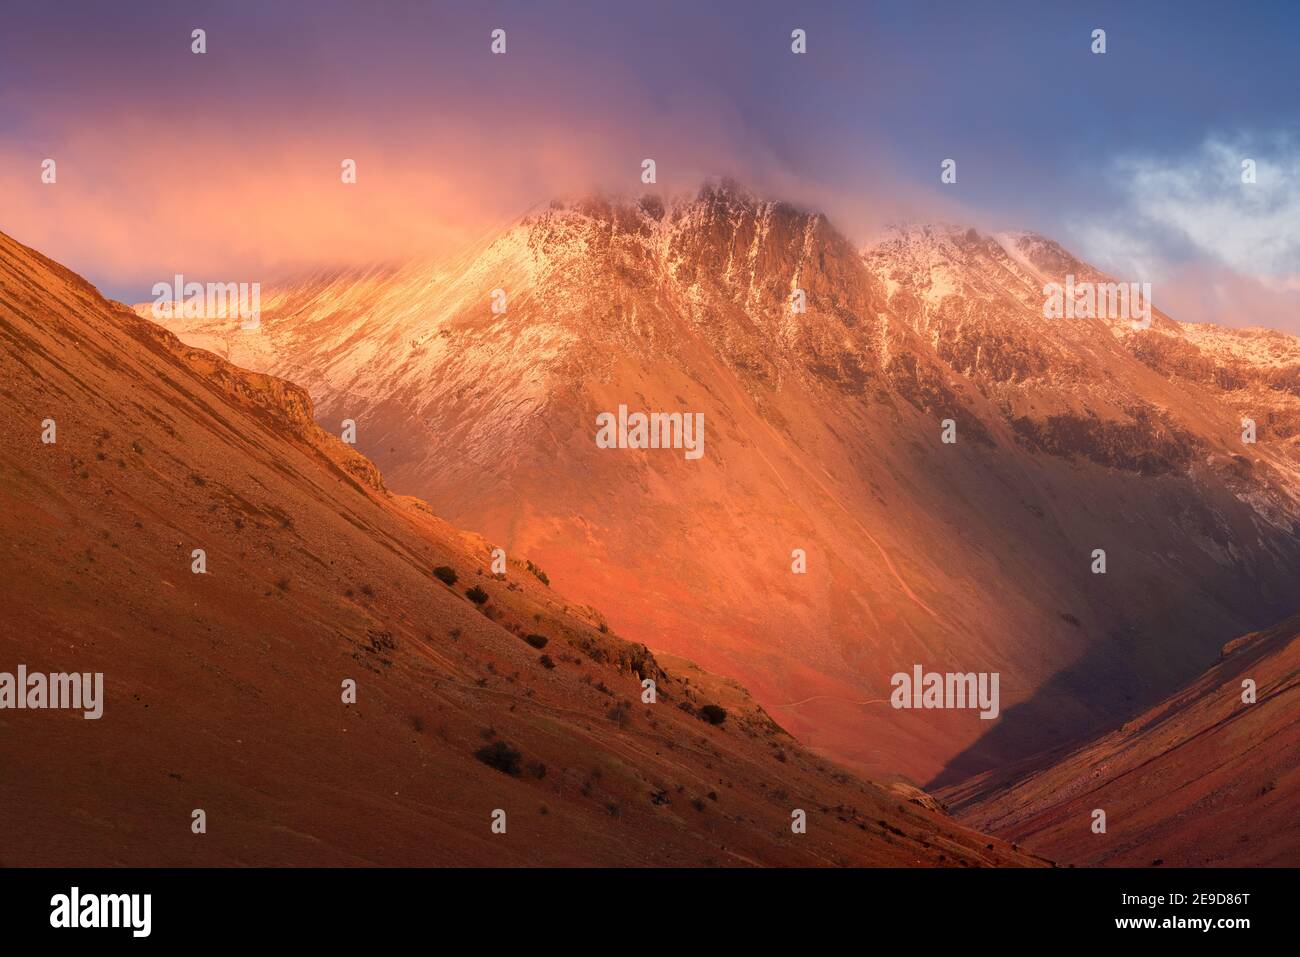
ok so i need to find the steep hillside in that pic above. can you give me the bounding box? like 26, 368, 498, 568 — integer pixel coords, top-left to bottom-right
0, 227, 1038, 867
940, 614, 1300, 866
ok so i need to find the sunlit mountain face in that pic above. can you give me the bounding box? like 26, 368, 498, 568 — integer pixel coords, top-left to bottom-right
142, 182, 1300, 793
3, 226, 1047, 867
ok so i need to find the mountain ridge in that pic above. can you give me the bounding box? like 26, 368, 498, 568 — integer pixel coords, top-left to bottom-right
132, 183, 1300, 789
2, 224, 1043, 866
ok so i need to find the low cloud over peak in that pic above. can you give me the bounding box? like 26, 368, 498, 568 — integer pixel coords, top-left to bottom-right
1077, 133, 1300, 331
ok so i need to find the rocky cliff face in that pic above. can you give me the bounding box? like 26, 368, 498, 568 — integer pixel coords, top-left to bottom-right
140, 183, 1300, 788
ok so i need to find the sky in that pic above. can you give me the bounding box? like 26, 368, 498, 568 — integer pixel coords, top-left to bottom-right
2, 0, 1298, 329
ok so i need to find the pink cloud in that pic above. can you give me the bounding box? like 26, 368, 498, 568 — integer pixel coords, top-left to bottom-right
1154, 261, 1300, 334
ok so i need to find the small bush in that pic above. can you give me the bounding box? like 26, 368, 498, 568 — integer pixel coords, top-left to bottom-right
433, 566, 458, 586
474, 740, 522, 776
465, 585, 489, 604
699, 704, 727, 725
539, 654, 556, 670
607, 701, 631, 727
523, 633, 548, 649
525, 559, 550, 586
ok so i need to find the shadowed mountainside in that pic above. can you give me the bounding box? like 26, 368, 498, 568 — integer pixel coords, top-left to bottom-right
940, 613, 1299, 866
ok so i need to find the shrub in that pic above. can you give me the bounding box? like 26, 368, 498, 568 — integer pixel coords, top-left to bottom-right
465, 585, 489, 604
539, 654, 556, 670
525, 559, 550, 586
698, 704, 727, 725
474, 740, 522, 776
523, 633, 548, 649
433, 565, 458, 586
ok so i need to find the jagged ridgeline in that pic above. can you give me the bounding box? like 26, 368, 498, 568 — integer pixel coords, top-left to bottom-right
0, 226, 1040, 867
141, 182, 1300, 791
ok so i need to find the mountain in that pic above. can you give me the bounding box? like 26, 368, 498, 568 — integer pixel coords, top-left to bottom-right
138, 182, 1300, 789
940, 612, 1300, 866
0, 226, 1042, 866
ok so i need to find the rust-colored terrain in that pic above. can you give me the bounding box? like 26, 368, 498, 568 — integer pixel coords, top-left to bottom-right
151, 182, 1300, 792
942, 614, 1300, 866
0, 228, 1041, 867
